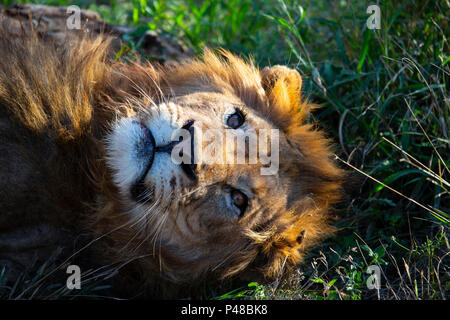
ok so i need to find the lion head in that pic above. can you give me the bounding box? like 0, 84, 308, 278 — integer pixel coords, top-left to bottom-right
95, 48, 345, 289
0, 26, 344, 295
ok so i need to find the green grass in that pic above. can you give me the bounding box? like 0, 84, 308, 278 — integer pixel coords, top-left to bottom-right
1, 0, 448, 300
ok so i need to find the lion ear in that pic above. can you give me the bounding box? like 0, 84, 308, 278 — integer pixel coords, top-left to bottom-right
260, 66, 307, 125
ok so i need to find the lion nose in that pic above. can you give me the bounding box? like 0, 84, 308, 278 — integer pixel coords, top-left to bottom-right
155, 120, 197, 181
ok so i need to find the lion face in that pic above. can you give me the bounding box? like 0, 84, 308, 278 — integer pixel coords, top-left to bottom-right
102, 50, 344, 283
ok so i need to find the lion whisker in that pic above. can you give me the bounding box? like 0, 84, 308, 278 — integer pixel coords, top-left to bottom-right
130, 190, 167, 253
151, 192, 174, 252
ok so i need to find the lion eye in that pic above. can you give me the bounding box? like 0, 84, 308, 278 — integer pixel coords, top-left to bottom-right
230, 189, 248, 216
226, 109, 245, 129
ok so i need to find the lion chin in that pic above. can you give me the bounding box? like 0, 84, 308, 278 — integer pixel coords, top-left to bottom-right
0, 27, 345, 298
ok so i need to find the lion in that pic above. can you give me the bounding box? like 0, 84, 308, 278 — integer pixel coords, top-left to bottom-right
0, 27, 344, 298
